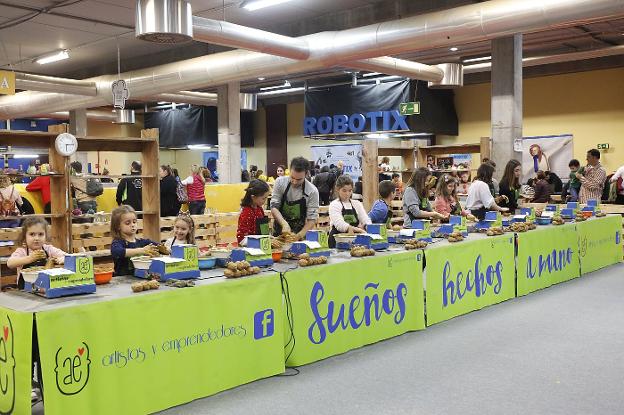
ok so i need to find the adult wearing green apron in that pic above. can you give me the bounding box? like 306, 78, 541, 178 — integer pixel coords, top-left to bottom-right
270, 157, 320, 240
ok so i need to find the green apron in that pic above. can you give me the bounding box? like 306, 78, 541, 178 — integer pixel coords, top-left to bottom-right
255, 216, 270, 236
19, 247, 49, 289
329, 200, 360, 248
274, 181, 308, 236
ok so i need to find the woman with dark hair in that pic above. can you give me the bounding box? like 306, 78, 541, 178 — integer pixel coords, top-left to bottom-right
498, 160, 522, 213
159, 165, 181, 217
402, 167, 445, 227
466, 163, 509, 220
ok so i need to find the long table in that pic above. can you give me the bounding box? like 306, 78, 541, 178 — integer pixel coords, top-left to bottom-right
0, 216, 620, 411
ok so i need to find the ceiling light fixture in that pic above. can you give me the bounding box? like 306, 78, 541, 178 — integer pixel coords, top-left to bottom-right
257, 87, 305, 97
463, 55, 491, 63
449, 47, 459, 52
258, 77, 266, 81
35, 50, 69, 65
362, 72, 382, 77
188, 144, 215, 150
242, 0, 293, 11
366, 133, 389, 139
14, 154, 39, 159
259, 80, 291, 91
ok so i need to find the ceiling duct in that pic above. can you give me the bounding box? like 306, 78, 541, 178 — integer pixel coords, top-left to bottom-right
113, 109, 136, 124
428, 64, 464, 88
136, 0, 193, 44
1, 0, 624, 119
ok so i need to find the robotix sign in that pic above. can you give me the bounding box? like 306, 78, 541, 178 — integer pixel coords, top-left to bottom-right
303, 110, 409, 137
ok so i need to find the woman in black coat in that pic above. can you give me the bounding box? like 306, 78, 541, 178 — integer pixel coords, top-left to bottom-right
160, 165, 181, 217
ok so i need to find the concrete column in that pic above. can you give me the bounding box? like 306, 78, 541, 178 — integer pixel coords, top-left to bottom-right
69, 108, 87, 137
217, 82, 241, 183
491, 34, 523, 178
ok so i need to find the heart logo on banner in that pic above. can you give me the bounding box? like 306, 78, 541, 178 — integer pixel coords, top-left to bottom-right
78, 348, 84, 356
2, 326, 8, 341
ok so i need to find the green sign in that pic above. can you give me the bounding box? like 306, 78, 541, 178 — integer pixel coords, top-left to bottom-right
284, 251, 425, 367
165, 246, 199, 274
0, 307, 32, 415
399, 101, 420, 116
576, 216, 622, 274
36, 274, 284, 415
516, 224, 580, 296
49, 257, 94, 289
597, 143, 609, 150
425, 235, 516, 325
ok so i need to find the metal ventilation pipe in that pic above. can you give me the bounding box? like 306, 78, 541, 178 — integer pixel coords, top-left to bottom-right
428, 63, 464, 88
15, 73, 97, 96
1, 0, 623, 119
113, 109, 136, 124
136, 0, 193, 44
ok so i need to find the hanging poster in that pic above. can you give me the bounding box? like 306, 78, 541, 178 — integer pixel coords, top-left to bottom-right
522, 134, 573, 183
311, 144, 363, 180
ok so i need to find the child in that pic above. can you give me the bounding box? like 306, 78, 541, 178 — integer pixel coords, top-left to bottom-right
368, 180, 396, 226
7, 217, 66, 283
165, 213, 195, 250
0, 174, 23, 228
391, 173, 404, 196
329, 175, 371, 248
237, 179, 271, 243
457, 171, 471, 194
403, 168, 446, 226
532, 171, 552, 203
567, 159, 584, 202
434, 174, 468, 218
110, 205, 159, 276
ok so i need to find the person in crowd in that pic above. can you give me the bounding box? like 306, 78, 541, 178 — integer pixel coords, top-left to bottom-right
561, 159, 582, 202
7, 217, 66, 283
100, 168, 114, 183
403, 168, 446, 226
164, 213, 195, 250
241, 169, 251, 182
70, 161, 98, 214
457, 170, 471, 194
609, 163, 624, 204
391, 173, 404, 196
532, 171, 552, 203
426, 155, 436, 171
159, 165, 181, 217
466, 163, 509, 220
578, 149, 607, 203
354, 176, 363, 197
378, 156, 392, 181
434, 174, 468, 218
368, 180, 397, 225
329, 175, 371, 248
237, 179, 271, 243
270, 157, 319, 240
201, 167, 214, 183
276, 165, 286, 177
181, 164, 206, 215
545, 170, 563, 194
110, 205, 159, 276
249, 165, 258, 179
331, 161, 344, 179
498, 160, 522, 213
482, 158, 499, 195
26, 167, 50, 214
116, 161, 143, 212
313, 166, 335, 206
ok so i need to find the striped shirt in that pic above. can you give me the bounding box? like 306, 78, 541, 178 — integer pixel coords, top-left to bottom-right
579, 162, 606, 203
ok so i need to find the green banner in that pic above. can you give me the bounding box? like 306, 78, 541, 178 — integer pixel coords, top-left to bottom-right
284, 251, 425, 367
516, 224, 581, 296
576, 216, 622, 274
36, 274, 284, 415
0, 306, 32, 415
425, 235, 516, 325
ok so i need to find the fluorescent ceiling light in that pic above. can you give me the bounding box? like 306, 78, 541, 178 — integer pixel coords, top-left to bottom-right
36, 50, 69, 65
257, 77, 266, 81
463, 56, 491, 63
259, 80, 291, 91
157, 101, 169, 104
363, 72, 382, 77
366, 134, 389, 139
242, 0, 293, 11
449, 47, 459, 52
257, 87, 304, 97
188, 144, 214, 150
14, 154, 38, 159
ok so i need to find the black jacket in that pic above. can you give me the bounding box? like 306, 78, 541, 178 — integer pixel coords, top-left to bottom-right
116, 176, 142, 211
313, 172, 335, 194
160, 175, 181, 217
498, 181, 519, 212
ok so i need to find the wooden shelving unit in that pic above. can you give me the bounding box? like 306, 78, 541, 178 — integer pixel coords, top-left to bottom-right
415, 137, 491, 170
378, 147, 416, 183
0, 130, 160, 253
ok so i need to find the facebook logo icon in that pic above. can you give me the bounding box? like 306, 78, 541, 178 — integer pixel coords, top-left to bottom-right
254, 309, 275, 340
